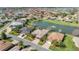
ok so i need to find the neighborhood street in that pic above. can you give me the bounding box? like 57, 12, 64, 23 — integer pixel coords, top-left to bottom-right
7, 34, 49, 51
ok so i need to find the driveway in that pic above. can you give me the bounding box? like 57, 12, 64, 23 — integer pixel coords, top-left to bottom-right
21, 47, 33, 51
42, 40, 51, 49
73, 37, 79, 48
32, 38, 40, 44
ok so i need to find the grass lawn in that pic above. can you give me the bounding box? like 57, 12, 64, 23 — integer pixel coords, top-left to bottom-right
25, 34, 35, 41
38, 40, 46, 45
42, 20, 79, 27
49, 34, 78, 51
2, 39, 13, 42
0, 24, 4, 28
9, 31, 19, 36
38, 35, 47, 45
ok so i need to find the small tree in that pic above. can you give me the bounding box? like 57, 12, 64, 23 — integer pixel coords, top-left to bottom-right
1, 32, 7, 39
18, 41, 25, 49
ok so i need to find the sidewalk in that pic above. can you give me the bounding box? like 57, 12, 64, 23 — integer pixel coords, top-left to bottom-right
73, 36, 79, 48
42, 41, 51, 49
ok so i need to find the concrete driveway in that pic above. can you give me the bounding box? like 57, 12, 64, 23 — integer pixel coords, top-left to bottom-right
42, 40, 51, 49
73, 37, 79, 48
32, 38, 40, 44
21, 47, 34, 51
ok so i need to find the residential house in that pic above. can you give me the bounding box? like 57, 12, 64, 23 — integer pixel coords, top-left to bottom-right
0, 19, 8, 24
10, 21, 23, 29
16, 18, 27, 24
31, 29, 49, 39
0, 41, 14, 51
47, 32, 64, 42
20, 27, 32, 34
9, 45, 20, 51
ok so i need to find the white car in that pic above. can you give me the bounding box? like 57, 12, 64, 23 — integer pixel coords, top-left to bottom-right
18, 33, 25, 39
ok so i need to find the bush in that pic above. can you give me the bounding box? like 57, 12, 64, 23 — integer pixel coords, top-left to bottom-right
9, 31, 19, 36
38, 35, 47, 45
25, 34, 35, 41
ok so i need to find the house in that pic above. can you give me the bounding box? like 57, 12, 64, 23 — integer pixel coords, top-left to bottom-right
16, 18, 27, 24
47, 32, 64, 42
20, 27, 32, 34
9, 45, 20, 51
48, 17, 56, 20
10, 21, 23, 29
0, 41, 14, 51
31, 29, 49, 39
0, 19, 7, 24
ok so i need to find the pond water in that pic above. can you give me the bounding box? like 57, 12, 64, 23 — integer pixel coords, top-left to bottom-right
32, 21, 77, 34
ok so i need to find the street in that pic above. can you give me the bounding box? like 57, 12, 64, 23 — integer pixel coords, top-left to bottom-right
7, 34, 49, 51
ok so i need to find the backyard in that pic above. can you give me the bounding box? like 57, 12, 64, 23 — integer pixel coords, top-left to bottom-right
49, 34, 78, 51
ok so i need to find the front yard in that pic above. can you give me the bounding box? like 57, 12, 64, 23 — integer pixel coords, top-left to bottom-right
24, 33, 35, 41
9, 30, 19, 36
38, 35, 47, 45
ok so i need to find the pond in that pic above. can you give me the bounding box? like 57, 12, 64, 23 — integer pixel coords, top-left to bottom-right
32, 20, 77, 34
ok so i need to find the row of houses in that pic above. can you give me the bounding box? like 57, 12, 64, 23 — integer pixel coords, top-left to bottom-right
10, 18, 27, 29
31, 28, 64, 42
9, 18, 65, 43
0, 40, 36, 51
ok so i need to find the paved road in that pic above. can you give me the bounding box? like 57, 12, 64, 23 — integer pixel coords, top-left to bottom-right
7, 34, 49, 51
0, 20, 15, 33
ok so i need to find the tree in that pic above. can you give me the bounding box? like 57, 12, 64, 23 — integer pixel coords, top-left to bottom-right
18, 41, 25, 49
59, 42, 66, 48
1, 32, 7, 39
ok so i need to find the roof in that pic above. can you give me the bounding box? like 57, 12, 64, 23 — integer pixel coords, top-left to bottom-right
32, 29, 49, 39
9, 45, 20, 51
20, 27, 32, 34
16, 18, 26, 24
10, 22, 23, 26
0, 19, 7, 23
0, 41, 14, 51
47, 32, 64, 42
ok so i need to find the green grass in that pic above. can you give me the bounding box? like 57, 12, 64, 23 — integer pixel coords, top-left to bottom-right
38, 40, 46, 45
49, 34, 78, 51
38, 35, 47, 45
2, 39, 13, 42
9, 31, 19, 36
43, 20, 79, 27
25, 34, 35, 41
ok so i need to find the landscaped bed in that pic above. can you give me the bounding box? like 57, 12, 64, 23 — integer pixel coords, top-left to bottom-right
49, 34, 78, 51
38, 35, 47, 45
9, 31, 19, 36
24, 33, 35, 41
